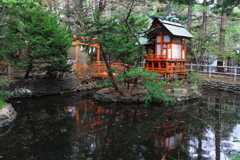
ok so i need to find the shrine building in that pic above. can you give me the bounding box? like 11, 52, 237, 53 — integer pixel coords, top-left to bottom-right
140, 12, 194, 78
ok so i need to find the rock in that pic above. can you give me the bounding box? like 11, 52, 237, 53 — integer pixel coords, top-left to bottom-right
93, 86, 201, 103
0, 103, 16, 128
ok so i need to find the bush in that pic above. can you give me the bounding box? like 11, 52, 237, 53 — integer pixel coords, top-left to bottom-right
119, 67, 173, 105
0, 78, 15, 108
0, 99, 4, 109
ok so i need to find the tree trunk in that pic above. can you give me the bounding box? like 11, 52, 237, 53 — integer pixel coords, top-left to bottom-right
79, 0, 83, 8
125, 1, 143, 67
24, 63, 33, 79
219, 12, 227, 54
100, 45, 124, 96
186, 1, 193, 64
202, 0, 207, 34
0, 4, 7, 27
187, 0, 193, 32
200, 0, 207, 65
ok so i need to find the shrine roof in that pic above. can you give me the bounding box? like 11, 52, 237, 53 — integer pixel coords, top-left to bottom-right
156, 18, 194, 38
147, 13, 194, 39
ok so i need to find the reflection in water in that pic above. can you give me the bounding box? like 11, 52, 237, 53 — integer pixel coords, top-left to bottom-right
0, 90, 239, 160
186, 91, 240, 160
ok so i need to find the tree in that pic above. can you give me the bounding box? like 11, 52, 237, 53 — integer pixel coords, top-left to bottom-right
212, 0, 240, 54
0, 0, 39, 28
81, 2, 148, 95
0, 78, 14, 108
0, 6, 73, 79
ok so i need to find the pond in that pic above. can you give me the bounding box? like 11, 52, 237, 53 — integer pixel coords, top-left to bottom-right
0, 90, 240, 160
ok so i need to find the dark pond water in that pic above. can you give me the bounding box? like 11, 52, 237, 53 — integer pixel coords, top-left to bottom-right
0, 90, 240, 160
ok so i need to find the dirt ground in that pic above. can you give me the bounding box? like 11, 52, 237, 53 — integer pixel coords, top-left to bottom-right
203, 77, 240, 84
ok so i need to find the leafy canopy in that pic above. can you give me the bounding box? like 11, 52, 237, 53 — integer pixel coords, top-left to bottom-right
82, 9, 148, 65
1, 6, 73, 78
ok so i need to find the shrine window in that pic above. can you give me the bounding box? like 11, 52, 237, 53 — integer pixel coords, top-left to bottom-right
154, 63, 159, 68
148, 63, 152, 68
172, 37, 181, 43
161, 63, 166, 68
164, 35, 170, 42
157, 36, 161, 42
172, 44, 181, 58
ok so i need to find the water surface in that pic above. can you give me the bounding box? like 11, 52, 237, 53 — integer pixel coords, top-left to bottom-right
0, 90, 239, 160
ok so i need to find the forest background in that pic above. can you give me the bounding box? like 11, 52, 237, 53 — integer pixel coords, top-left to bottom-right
0, 0, 240, 104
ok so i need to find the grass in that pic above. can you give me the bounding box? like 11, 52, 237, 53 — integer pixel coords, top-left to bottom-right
0, 99, 4, 109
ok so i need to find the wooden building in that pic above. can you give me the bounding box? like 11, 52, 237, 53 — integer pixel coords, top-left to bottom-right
141, 13, 194, 78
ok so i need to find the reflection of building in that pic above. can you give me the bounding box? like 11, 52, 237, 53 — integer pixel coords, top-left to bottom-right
149, 119, 185, 159
65, 101, 111, 136
66, 100, 187, 159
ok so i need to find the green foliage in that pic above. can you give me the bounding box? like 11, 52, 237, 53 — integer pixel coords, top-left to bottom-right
0, 0, 41, 26
170, 71, 203, 88
211, 0, 240, 15
98, 79, 111, 88
120, 67, 173, 105
0, 6, 73, 78
228, 137, 240, 160
0, 99, 4, 108
82, 9, 148, 65
229, 154, 240, 160
0, 78, 15, 107
185, 71, 203, 87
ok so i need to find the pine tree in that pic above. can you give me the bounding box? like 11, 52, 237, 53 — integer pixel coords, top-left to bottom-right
1, 7, 73, 79
82, 6, 148, 95
212, 0, 240, 54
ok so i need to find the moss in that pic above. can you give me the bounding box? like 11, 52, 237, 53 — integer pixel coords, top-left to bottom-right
60, 90, 76, 94
0, 100, 4, 109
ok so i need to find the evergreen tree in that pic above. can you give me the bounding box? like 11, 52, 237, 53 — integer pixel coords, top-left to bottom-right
212, 0, 240, 54
0, 7, 73, 79
82, 5, 148, 94
0, 0, 39, 27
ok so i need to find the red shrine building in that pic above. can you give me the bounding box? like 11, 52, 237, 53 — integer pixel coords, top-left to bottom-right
140, 12, 194, 78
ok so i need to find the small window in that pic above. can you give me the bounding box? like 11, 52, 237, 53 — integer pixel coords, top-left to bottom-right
161, 63, 166, 68
164, 35, 170, 42
157, 36, 161, 42
154, 63, 159, 68
148, 63, 152, 68
172, 37, 181, 42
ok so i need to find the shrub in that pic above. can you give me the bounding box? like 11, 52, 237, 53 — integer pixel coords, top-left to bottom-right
0, 77, 15, 107
119, 67, 173, 105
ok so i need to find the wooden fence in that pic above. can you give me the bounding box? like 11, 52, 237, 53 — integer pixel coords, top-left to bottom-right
0, 62, 52, 78
0, 63, 12, 78
186, 63, 240, 81
2, 62, 240, 81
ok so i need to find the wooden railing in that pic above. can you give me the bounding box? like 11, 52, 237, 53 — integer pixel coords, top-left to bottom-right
77, 62, 131, 77
186, 63, 240, 81
146, 54, 167, 60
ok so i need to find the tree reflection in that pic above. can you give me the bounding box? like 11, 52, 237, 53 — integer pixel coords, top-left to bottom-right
1, 91, 239, 160
185, 91, 239, 159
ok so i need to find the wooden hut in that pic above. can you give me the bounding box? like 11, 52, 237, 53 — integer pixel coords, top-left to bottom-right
141, 12, 194, 78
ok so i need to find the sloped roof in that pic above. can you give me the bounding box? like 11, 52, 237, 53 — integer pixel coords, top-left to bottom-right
152, 18, 194, 39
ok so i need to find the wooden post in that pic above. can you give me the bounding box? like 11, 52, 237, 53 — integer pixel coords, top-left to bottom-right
234, 66, 237, 81
190, 63, 193, 71
209, 65, 211, 78
97, 46, 100, 64
75, 44, 79, 69
8, 63, 11, 79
